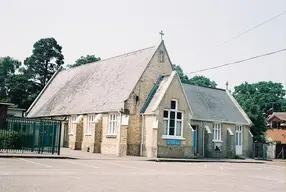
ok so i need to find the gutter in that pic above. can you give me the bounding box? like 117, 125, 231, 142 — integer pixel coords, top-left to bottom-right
26, 66, 63, 116
192, 117, 250, 126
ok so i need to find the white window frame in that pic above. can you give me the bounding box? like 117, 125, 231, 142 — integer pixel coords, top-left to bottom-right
235, 125, 243, 146
108, 113, 118, 136
162, 99, 184, 138
213, 123, 222, 141
86, 114, 96, 135
69, 115, 77, 135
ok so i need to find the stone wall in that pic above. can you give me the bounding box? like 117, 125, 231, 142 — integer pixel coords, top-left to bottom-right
144, 115, 158, 158
81, 115, 103, 153
243, 126, 253, 158
101, 114, 119, 155
124, 42, 173, 156
156, 75, 193, 158
118, 125, 128, 156
94, 119, 102, 153
75, 118, 83, 150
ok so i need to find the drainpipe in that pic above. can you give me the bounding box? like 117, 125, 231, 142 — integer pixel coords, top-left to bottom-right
140, 114, 145, 156
202, 121, 204, 157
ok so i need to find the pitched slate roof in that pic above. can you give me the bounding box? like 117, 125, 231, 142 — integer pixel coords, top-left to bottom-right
182, 84, 251, 125
26, 46, 157, 117
143, 72, 175, 114
268, 112, 286, 121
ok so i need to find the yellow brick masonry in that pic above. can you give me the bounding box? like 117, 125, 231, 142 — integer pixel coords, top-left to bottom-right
124, 42, 173, 156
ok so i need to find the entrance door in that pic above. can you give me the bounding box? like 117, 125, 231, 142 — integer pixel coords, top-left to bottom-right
192, 125, 198, 155
235, 126, 243, 155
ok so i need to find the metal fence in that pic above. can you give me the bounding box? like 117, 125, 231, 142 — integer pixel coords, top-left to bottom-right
253, 142, 267, 159
0, 117, 61, 155
275, 144, 285, 159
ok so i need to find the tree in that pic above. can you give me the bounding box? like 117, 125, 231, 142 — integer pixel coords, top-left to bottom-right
68, 54, 101, 68
174, 64, 217, 88
24, 38, 64, 90
174, 65, 190, 84
233, 81, 286, 142
6, 74, 39, 109
0, 57, 21, 100
189, 75, 217, 88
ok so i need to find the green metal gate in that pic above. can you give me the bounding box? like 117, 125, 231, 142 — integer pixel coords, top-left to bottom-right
0, 117, 61, 155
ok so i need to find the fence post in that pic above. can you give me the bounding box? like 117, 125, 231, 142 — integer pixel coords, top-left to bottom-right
51, 123, 56, 154
57, 122, 62, 155
31, 122, 35, 152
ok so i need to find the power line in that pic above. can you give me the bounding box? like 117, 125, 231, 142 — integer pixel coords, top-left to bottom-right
215, 10, 286, 48
187, 48, 286, 74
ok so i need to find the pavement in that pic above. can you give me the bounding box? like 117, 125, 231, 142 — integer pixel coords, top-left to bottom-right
0, 157, 285, 192
0, 148, 272, 163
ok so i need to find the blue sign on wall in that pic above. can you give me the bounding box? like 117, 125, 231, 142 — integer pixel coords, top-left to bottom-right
166, 139, 181, 146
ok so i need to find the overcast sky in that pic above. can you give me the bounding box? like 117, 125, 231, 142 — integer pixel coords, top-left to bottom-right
1, 0, 285, 90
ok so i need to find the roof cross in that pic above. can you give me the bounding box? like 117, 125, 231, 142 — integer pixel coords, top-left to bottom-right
159, 30, 164, 41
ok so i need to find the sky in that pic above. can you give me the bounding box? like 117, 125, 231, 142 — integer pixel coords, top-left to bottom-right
1, 0, 285, 91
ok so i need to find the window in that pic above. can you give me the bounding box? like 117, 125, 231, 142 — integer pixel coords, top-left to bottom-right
87, 114, 95, 135
163, 100, 183, 137
159, 50, 165, 63
213, 123, 221, 141
271, 121, 280, 128
69, 115, 77, 134
108, 113, 118, 135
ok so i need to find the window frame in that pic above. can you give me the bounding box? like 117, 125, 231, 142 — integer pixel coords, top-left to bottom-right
163, 100, 184, 138
107, 113, 118, 136
69, 115, 77, 135
86, 114, 96, 136
213, 123, 222, 141
271, 121, 280, 128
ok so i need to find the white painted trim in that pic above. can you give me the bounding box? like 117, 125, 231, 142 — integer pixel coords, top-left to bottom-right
227, 128, 234, 135
176, 73, 194, 117
188, 123, 194, 132
212, 140, 223, 143
107, 113, 118, 135
248, 130, 253, 137
94, 114, 102, 123
87, 114, 96, 135
170, 99, 178, 110
213, 123, 222, 141
205, 125, 211, 134
151, 71, 176, 112
76, 115, 83, 124
163, 108, 183, 137
161, 135, 185, 140
153, 116, 158, 129
121, 114, 129, 126
191, 117, 250, 126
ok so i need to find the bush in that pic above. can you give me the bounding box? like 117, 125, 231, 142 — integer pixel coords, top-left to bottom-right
0, 130, 23, 150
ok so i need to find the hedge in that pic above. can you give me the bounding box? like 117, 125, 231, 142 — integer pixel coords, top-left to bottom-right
0, 130, 23, 150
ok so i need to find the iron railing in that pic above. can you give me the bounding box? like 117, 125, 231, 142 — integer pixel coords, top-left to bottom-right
0, 117, 61, 155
